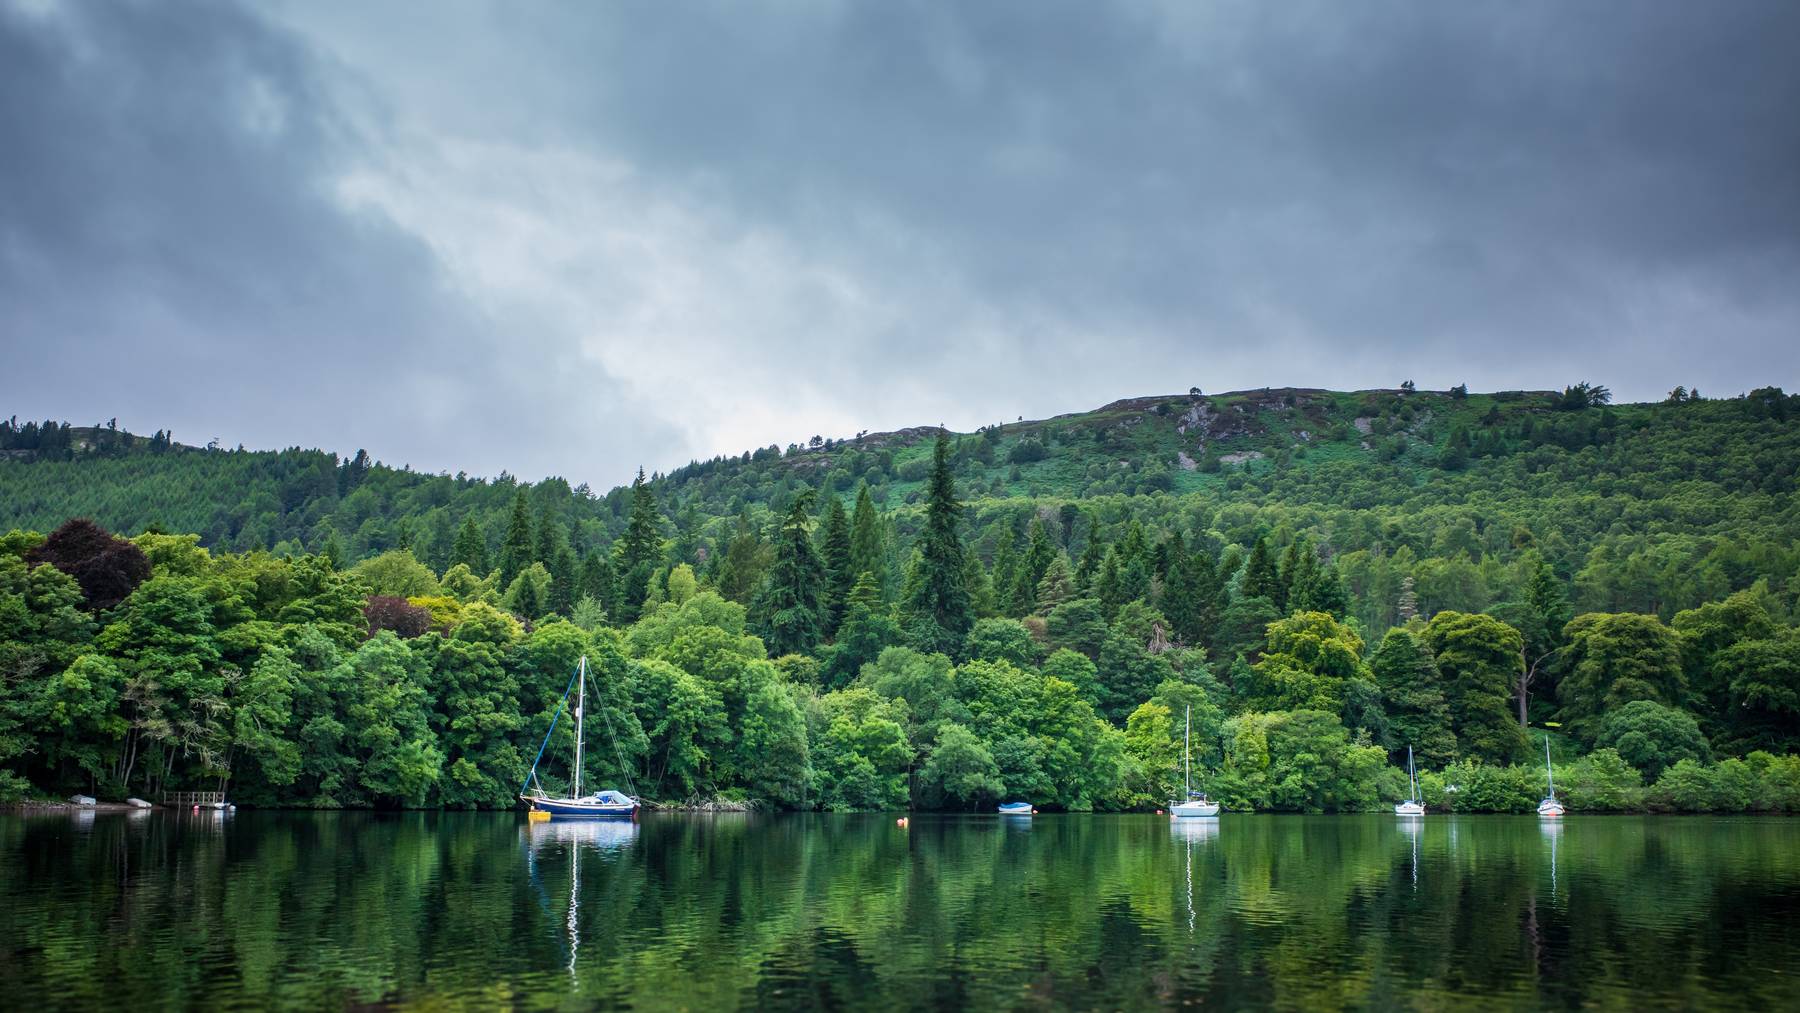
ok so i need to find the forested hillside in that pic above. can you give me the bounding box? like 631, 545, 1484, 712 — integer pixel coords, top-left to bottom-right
4, 384, 1799, 813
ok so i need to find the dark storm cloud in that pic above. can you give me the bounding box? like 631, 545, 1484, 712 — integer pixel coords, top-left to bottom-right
0, 0, 676, 480
3, 1, 1797, 482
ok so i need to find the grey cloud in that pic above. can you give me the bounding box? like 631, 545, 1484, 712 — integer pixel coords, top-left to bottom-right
4, 0, 1797, 484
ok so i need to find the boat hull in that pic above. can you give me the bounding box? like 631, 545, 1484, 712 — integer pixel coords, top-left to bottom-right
997, 803, 1034, 816
1537, 799, 1565, 817
1394, 802, 1426, 816
1170, 801, 1220, 818
525, 796, 639, 819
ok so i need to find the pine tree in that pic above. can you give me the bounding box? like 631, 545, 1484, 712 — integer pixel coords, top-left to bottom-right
1371, 628, 1457, 767
1075, 531, 1105, 592
614, 469, 663, 624
1034, 554, 1074, 614
849, 482, 887, 595
1015, 518, 1056, 616
535, 500, 562, 567
452, 514, 489, 575
900, 433, 974, 656
548, 545, 578, 616
990, 536, 1020, 617
1240, 537, 1281, 604
1275, 537, 1307, 612
1095, 548, 1124, 613
752, 491, 826, 656
1163, 537, 1204, 645
818, 494, 853, 638
580, 550, 617, 620
498, 488, 535, 588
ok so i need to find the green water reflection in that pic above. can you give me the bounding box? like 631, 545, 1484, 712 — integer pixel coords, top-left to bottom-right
2, 812, 1795, 1009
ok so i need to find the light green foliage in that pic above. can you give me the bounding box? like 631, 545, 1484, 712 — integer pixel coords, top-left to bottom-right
351, 549, 441, 599
809, 688, 912, 811
1217, 710, 1390, 812
1245, 611, 1367, 713
1559, 748, 1645, 811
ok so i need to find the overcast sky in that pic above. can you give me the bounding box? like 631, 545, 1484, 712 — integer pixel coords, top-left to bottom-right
3, 1, 1797, 485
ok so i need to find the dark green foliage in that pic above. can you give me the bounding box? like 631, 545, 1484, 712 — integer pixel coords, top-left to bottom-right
1423, 611, 1527, 764
899, 435, 973, 656
752, 493, 826, 657
451, 514, 490, 575
1596, 700, 1713, 779
1557, 612, 1686, 741
6, 386, 1800, 812
1371, 629, 1458, 768
818, 495, 853, 637
1241, 537, 1281, 605
615, 470, 663, 623
498, 490, 534, 589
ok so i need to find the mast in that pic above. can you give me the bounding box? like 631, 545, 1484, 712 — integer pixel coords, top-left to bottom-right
1544, 735, 1554, 797
574, 655, 586, 799
1184, 705, 1192, 797
1407, 745, 1417, 801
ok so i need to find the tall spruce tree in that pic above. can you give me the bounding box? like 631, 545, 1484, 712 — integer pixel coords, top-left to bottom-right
1240, 537, 1281, 604
1015, 518, 1056, 616
615, 468, 663, 623
451, 514, 490, 575
848, 482, 887, 596
1371, 629, 1457, 767
753, 491, 826, 656
498, 489, 535, 588
1075, 531, 1106, 592
900, 433, 973, 656
579, 551, 616, 621
990, 536, 1020, 617
818, 494, 853, 637
1162, 534, 1204, 646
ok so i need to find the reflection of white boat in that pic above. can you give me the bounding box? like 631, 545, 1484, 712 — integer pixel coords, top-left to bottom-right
1169, 706, 1221, 818
525, 817, 641, 851
1170, 818, 1219, 843
1537, 736, 1565, 817
1395, 746, 1426, 816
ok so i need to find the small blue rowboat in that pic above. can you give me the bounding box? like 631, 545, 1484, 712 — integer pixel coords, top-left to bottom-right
527, 789, 639, 819
997, 801, 1034, 816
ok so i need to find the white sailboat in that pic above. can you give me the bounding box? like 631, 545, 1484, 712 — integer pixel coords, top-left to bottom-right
1169, 705, 1220, 818
1394, 745, 1425, 816
1537, 735, 1565, 817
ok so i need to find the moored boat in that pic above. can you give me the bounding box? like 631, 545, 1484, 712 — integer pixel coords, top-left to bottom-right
997, 801, 1035, 816
1170, 705, 1221, 818
1395, 746, 1426, 817
521, 656, 640, 820
1537, 735, 1565, 817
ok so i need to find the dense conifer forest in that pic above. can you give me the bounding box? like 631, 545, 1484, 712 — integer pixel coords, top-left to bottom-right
4, 385, 1799, 812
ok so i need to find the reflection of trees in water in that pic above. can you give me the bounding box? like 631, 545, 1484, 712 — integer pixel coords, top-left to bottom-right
1, 813, 1797, 1008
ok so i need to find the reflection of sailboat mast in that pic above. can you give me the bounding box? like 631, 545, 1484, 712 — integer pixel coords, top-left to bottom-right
1185, 834, 1195, 934
567, 839, 581, 979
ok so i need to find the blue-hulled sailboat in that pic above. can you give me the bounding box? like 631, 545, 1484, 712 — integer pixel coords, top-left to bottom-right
521, 655, 640, 819
997, 801, 1035, 815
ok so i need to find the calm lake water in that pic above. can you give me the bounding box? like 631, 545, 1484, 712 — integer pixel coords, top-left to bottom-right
3, 811, 1797, 1010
